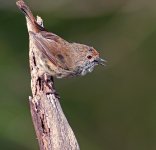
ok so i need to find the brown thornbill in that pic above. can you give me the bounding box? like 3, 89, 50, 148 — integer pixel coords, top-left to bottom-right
16, 0, 106, 78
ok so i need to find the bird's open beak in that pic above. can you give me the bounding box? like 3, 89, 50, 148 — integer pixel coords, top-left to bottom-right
94, 58, 107, 66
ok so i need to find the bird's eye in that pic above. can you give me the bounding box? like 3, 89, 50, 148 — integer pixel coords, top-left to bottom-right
89, 48, 93, 52
87, 55, 92, 59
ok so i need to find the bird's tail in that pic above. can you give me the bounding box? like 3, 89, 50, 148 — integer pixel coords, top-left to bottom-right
16, 0, 45, 32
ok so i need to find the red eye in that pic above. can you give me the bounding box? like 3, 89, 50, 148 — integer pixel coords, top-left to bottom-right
87, 55, 92, 59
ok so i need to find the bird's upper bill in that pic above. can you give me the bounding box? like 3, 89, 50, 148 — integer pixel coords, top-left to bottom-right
94, 57, 107, 66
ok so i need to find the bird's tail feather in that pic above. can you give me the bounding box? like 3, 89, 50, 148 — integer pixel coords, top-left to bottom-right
16, 0, 45, 32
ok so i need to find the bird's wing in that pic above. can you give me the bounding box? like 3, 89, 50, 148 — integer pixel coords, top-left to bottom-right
29, 31, 71, 70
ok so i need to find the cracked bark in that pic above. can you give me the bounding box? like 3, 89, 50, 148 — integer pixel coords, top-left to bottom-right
28, 16, 80, 150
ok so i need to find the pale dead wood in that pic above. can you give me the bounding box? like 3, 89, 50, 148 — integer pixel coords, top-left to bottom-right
28, 16, 80, 150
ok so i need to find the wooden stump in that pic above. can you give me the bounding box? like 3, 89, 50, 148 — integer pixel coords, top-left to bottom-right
27, 16, 80, 150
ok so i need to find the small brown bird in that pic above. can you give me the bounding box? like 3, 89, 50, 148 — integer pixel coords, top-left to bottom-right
16, 0, 106, 78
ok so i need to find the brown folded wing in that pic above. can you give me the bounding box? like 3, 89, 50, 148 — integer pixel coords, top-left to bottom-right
30, 31, 71, 70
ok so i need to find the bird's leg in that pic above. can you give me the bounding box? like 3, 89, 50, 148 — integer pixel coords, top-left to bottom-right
39, 73, 60, 99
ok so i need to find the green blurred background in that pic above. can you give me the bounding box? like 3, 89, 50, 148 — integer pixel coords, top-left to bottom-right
0, 0, 156, 149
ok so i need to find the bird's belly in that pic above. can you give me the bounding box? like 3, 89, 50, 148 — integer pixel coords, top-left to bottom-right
37, 53, 72, 78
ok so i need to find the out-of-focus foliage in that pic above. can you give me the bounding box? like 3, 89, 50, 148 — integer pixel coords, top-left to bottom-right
0, 0, 156, 150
